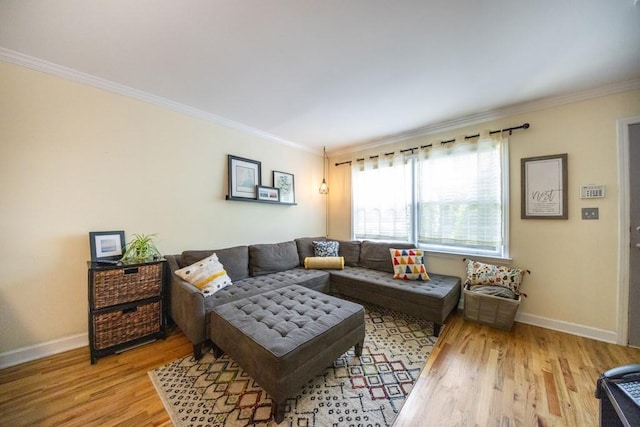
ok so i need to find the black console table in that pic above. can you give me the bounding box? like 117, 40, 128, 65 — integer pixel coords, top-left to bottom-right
597, 376, 640, 427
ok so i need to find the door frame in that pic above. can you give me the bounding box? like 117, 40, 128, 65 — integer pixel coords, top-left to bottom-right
617, 115, 640, 346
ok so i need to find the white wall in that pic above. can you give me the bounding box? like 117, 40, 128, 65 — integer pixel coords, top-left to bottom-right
0, 61, 326, 358
328, 89, 640, 341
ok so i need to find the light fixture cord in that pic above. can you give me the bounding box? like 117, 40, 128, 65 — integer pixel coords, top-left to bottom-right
324, 147, 328, 236
323, 147, 327, 180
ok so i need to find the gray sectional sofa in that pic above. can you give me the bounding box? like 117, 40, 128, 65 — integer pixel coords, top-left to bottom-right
166, 237, 462, 359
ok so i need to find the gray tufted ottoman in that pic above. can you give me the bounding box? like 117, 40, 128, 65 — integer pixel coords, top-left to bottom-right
210, 284, 365, 423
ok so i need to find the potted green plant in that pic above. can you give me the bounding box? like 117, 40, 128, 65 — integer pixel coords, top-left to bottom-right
121, 233, 161, 262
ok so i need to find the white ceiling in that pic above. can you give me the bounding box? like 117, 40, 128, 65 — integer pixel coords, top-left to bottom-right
1, 0, 639, 153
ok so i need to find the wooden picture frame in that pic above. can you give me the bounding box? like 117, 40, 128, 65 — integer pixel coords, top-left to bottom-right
89, 230, 125, 260
228, 155, 261, 199
521, 153, 568, 219
257, 185, 280, 202
273, 171, 295, 204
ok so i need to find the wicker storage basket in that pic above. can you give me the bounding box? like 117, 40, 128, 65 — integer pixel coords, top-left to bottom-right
463, 285, 520, 330
91, 264, 162, 309
92, 301, 161, 350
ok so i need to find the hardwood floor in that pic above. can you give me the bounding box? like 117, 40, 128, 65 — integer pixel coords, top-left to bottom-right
394, 312, 640, 427
1, 312, 639, 426
0, 331, 192, 427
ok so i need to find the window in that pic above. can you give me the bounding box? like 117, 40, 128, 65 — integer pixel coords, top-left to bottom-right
352, 154, 412, 241
352, 136, 509, 258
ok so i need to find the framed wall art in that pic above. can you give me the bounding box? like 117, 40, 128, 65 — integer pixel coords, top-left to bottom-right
89, 230, 125, 260
521, 153, 568, 219
257, 185, 280, 202
228, 155, 261, 199
273, 170, 295, 204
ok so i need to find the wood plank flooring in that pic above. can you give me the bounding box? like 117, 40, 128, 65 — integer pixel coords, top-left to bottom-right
394, 312, 640, 427
0, 331, 191, 427
1, 311, 639, 426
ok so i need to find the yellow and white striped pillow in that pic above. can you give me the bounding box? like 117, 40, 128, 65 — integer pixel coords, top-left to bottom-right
175, 253, 233, 296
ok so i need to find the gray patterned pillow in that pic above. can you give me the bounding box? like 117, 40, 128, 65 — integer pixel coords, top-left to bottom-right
313, 240, 339, 257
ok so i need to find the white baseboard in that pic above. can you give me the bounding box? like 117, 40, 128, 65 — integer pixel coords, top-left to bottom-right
0, 333, 88, 369
515, 311, 618, 344
0, 311, 619, 369
458, 297, 618, 343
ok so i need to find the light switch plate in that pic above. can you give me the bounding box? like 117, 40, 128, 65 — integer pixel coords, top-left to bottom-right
582, 207, 599, 220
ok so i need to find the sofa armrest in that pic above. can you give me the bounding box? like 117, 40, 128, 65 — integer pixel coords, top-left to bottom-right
165, 255, 207, 346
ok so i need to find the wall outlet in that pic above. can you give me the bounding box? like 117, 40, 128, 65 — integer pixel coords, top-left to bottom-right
581, 207, 599, 220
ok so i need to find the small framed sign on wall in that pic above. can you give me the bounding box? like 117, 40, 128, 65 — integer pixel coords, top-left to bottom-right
521, 153, 568, 219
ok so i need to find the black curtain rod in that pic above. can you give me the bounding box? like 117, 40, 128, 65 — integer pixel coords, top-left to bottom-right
335, 122, 530, 166
335, 152, 394, 166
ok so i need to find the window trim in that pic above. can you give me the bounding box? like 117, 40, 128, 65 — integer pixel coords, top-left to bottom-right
351, 138, 510, 259
418, 139, 510, 259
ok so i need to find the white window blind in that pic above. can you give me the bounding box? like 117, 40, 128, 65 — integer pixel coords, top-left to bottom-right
352, 153, 412, 242
417, 136, 507, 257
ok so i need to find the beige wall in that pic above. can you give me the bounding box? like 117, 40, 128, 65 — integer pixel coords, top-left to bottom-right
1, 58, 637, 358
0, 62, 326, 354
328, 89, 640, 337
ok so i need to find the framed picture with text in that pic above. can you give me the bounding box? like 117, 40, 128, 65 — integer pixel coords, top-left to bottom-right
521, 153, 568, 219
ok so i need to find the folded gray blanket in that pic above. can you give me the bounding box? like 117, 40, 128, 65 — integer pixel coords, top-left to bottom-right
467, 285, 517, 300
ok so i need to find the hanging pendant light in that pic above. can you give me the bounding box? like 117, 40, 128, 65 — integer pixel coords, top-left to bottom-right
319, 146, 329, 194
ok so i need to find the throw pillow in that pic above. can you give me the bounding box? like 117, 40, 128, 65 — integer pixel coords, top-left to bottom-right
389, 248, 430, 281
304, 256, 344, 270
174, 253, 233, 296
313, 240, 339, 257
464, 259, 525, 295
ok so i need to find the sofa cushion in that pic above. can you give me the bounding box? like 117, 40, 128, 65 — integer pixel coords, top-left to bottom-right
295, 236, 326, 266
330, 267, 461, 324
182, 245, 249, 281
203, 268, 331, 314
359, 240, 415, 273
249, 241, 299, 276
336, 240, 361, 267
174, 253, 233, 296
180, 250, 213, 268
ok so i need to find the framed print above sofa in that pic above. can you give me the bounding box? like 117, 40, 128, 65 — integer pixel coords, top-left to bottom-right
228, 155, 261, 199
273, 170, 295, 204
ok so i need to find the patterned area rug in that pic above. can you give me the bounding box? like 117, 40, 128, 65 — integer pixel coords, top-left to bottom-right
149, 301, 437, 427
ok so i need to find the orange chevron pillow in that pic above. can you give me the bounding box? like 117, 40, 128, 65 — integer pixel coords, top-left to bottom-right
389, 248, 430, 281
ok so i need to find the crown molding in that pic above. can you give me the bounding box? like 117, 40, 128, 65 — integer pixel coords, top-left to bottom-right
3, 47, 638, 158
330, 77, 640, 157
0, 48, 318, 154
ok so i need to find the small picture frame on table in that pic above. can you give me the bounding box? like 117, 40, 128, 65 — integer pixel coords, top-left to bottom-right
228, 155, 262, 199
257, 185, 280, 202
89, 230, 125, 261
273, 171, 295, 204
